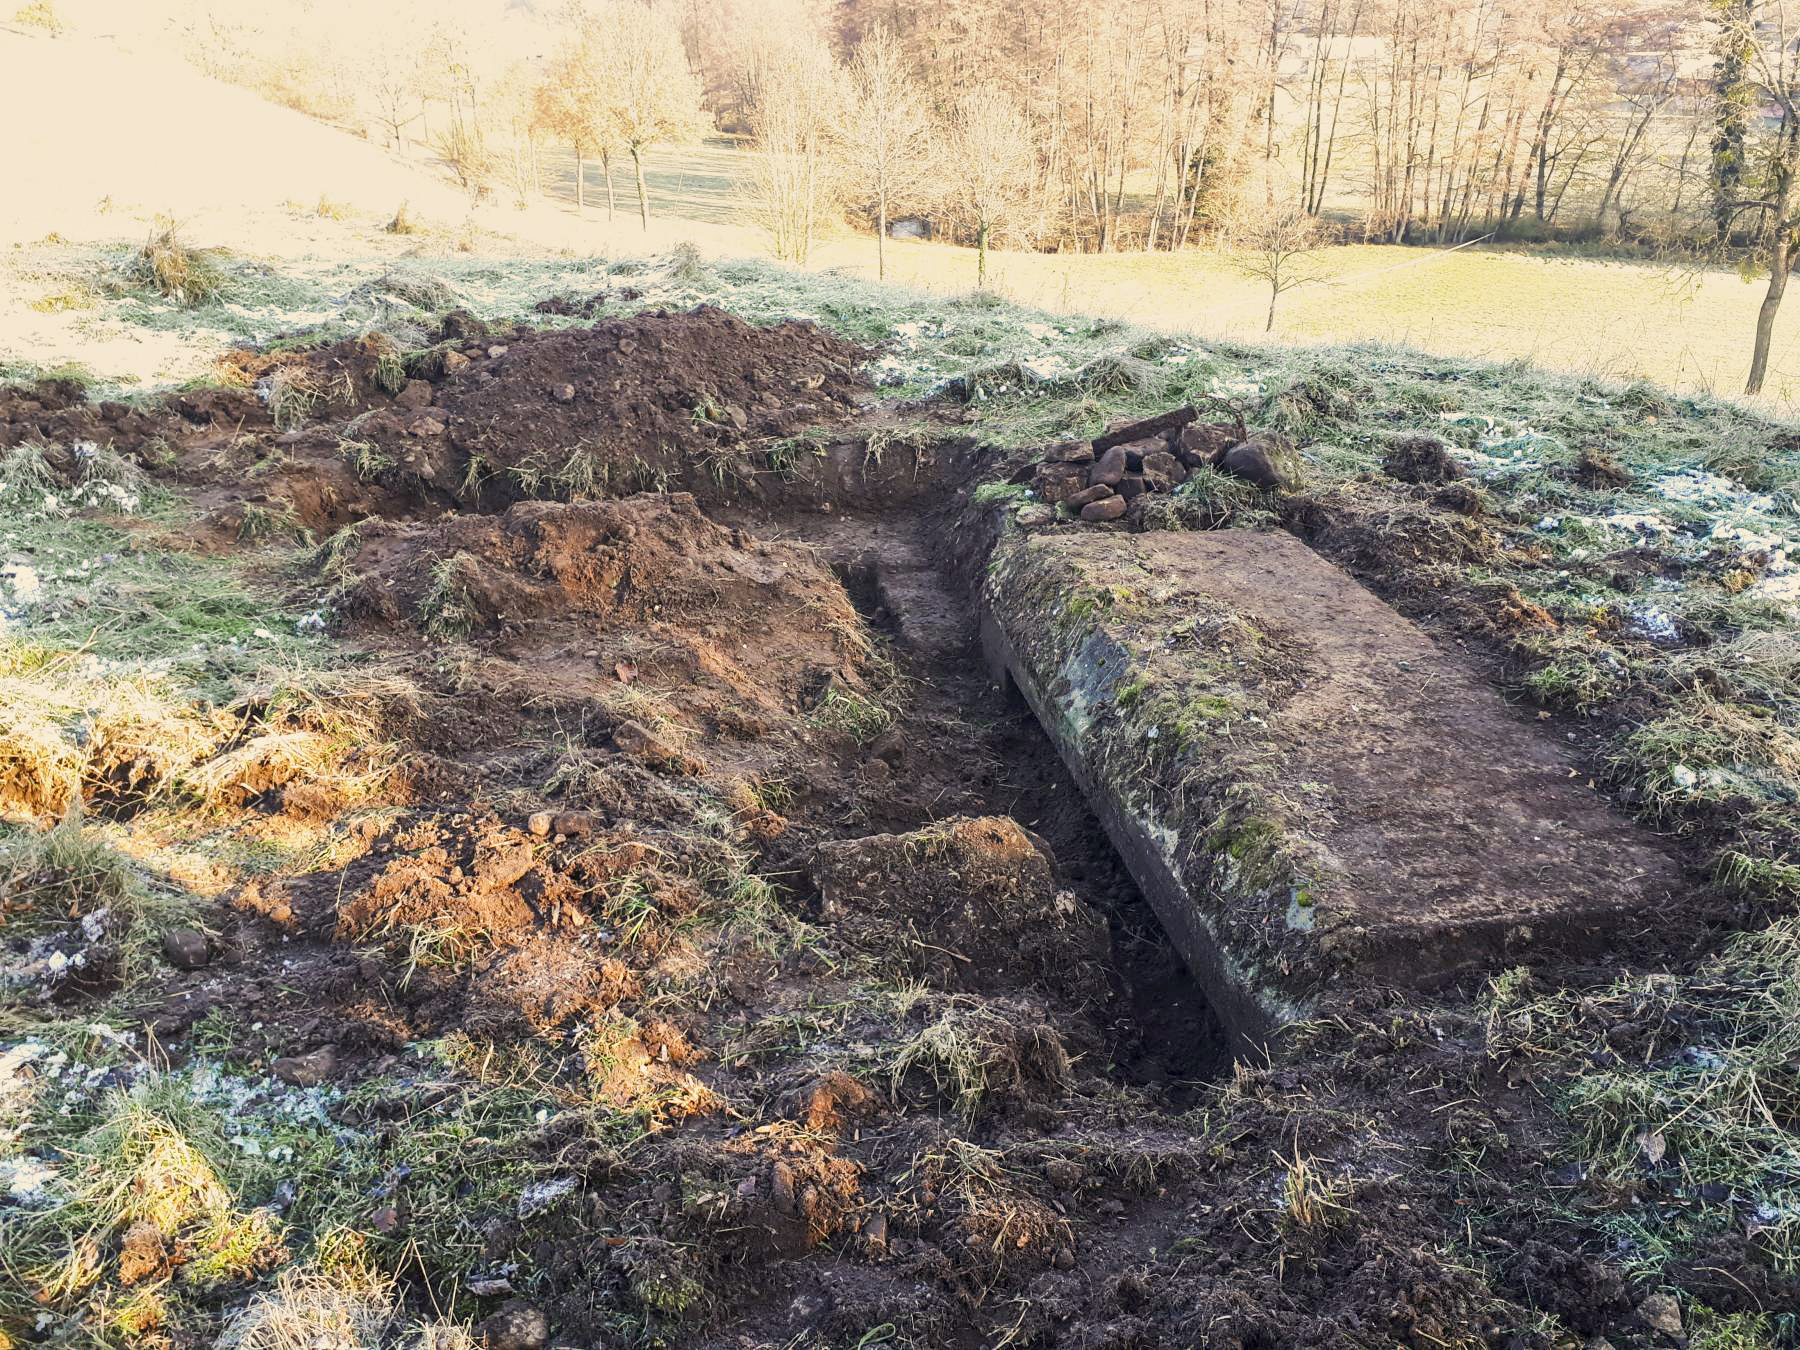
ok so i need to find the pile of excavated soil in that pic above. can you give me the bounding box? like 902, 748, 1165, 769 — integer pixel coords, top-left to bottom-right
337, 493, 880, 778
340, 304, 870, 511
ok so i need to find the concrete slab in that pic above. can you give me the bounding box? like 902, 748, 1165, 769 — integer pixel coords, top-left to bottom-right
982, 528, 1684, 1046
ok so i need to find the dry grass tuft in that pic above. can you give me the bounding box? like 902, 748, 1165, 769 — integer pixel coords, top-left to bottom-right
124, 219, 226, 306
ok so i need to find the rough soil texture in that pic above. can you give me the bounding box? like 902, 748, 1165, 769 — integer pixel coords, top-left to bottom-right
984, 528, 1687, 1041
340, 304, 870, 512
8, 320, 1792, 1350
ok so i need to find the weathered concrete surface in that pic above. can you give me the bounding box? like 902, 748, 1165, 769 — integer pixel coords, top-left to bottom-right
982, 528, 1683, 1046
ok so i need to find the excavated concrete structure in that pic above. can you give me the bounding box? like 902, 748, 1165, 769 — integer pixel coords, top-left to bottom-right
982, 527, 1683, 1046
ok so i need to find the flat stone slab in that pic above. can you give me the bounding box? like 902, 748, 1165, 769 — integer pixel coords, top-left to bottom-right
982, 529, 1683, 1045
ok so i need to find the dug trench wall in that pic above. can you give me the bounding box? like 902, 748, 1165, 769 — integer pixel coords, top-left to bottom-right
980, 526, 1684, 1048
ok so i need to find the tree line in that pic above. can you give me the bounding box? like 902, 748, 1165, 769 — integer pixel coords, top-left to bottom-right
177, 0, 1800, 392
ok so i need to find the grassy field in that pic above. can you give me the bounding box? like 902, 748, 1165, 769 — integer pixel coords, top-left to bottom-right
542, 142, 1800, 411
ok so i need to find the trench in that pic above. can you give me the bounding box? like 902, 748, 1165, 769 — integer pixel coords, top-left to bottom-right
740, 497, 1232, 1095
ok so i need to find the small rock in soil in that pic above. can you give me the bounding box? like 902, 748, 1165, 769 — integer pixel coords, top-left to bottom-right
550, 382, 575, 403
1089, 445, 1128, 487
442, 350, 470, 375
481, 1300, 549, 1350
1066, 483, 1114, 509
1081, 496, 1129, 522
162, 928, 210, 970
527, 811, 555, 837
1015, 503, 1054, 528
1053, 1245, 1076, 1270
272, 1046, 337, 1087
861, 1211, 888, 1250
1635, 1293, 1682, 1336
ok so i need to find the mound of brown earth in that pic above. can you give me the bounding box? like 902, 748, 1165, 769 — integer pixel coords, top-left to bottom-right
338, 495, 876, 767
0, 377, 176, 454
333, 304, 869, 511
811, 815, 1112, 1006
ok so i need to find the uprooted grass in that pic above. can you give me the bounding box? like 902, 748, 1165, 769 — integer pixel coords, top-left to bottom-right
122, 220, 228, 308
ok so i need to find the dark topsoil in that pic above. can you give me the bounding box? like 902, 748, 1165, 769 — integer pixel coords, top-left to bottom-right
3, 308, 1792, 1349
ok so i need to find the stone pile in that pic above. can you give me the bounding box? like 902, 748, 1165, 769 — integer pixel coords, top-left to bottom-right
1025, 405, 1298, 523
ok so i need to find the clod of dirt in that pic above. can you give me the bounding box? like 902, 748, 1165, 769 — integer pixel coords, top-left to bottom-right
811, 815, 1111, 1004
1383, 433, 1467, 485
161, 927, 210, 970
271, 1046, 337, 1086
480, 1300, 549, 1350
117, 1220, 170, 1286
1571, 446, 1633, 488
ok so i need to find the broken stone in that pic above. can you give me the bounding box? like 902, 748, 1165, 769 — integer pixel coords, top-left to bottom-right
1034, 463, 1087, 504
1116, 474, 1147, 501
1015, 503, 1054, 528
1141, 449, 1187, 491
486, 344, 509, 359
1093, 405, 1197, 453
527, 811, 555, 837
1219, 438, 1302, 492
1089, 445, 1128, 488
1044, 439, 1094, 464
551, 811, 599, 838
1053, 1245, 1076, 1270
1066, 483, 1114, 509
480, 1301, 549, 1350
551, 383, 575, 403
1080, 496, 1128, 522
272, 1046, 337, 1087
441, 350, 470, 375
1177, 422, 1238, 466
161, 928, 210, 970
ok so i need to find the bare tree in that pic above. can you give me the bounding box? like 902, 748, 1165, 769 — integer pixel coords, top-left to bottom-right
537, 23, 613, 211
594, 0, 708, 230
1723, 0, 1800, 395
1229, 199, 1324, 331
944, 87, 1038, 289
837, 26, 934, 279
745, 37, 843, 263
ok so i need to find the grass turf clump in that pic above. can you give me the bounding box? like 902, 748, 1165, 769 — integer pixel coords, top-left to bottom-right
123, 221, 228, 307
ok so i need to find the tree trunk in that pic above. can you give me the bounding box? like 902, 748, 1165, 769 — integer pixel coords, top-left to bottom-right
1747, 229, 1789, 395
631, 146, 650, 229
977, 222, 989, 289
1266, 284, 1279, 332
877, 192, 888, 280
603, 153, 616, 219
574, 145, 585, 209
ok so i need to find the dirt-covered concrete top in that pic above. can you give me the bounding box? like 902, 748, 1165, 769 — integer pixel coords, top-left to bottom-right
983, 527, 1685, 1044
